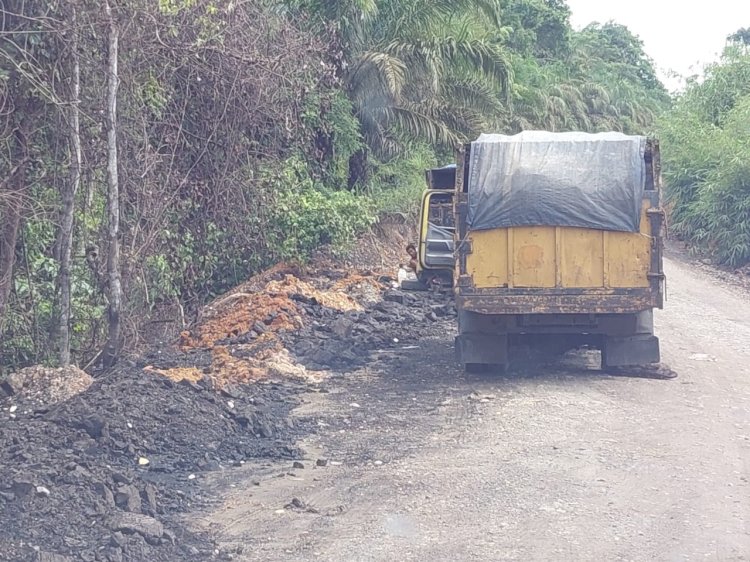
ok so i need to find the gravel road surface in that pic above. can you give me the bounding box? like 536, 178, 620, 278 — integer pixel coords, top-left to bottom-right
194, 257, 750, 562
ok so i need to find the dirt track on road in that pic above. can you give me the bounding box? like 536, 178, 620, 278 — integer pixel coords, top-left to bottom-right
192, 256, 750, 561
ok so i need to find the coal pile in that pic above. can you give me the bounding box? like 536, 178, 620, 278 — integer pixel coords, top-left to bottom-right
283, 288, 457, 371
0, 265, 458, 561
0, 367, 306, 562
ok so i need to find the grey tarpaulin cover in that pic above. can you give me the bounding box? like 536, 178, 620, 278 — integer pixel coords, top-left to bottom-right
467, 131, 647, 232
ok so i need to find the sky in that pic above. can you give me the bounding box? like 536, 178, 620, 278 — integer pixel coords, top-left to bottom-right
566, 0, 750, 91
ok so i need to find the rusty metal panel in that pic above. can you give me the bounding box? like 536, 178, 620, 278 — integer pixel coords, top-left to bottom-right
512, 226, 556, 288
608, 201, 651, 288
466, 228, 508, 288
457, 288, 658, 315
560, 228, 605, 287
464, 199, 658, 291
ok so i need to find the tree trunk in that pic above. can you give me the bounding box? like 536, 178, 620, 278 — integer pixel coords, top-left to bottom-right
347, 147, 369, 190
59, 8, 82, 367
0, 125, 29, 337
0, 196, 22, 335
103, 1, 122, 369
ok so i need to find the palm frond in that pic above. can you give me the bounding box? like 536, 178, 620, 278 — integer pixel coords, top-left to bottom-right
351, 50, 407, 100
371, 103, 462, 147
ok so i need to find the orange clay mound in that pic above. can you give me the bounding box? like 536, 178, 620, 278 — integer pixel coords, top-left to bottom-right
181, 272, 366, 350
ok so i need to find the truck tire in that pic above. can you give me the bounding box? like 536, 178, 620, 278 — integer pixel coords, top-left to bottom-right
455, 333, 508, 373
602, 334, 660, 368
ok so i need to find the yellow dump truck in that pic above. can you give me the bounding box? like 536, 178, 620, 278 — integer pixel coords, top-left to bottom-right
417, 131, 665, 371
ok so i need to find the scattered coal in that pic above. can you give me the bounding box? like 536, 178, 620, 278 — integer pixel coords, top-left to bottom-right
0, 265, 457, 561
136, 348, 213, 372
281, 287, 456, 371
0, 366, 306, 562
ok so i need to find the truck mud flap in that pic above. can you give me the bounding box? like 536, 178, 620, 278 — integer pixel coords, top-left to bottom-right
602, 335, 660, 368
455, 333, 508, 368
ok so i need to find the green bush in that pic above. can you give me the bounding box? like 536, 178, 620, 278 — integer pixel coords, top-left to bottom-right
267, 156, 377, 262
301, 90, 364, 186
658, 47, 750, 266
366, 144, 438, 216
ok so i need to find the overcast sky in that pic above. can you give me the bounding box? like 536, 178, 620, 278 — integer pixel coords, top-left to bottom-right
566, 0, 750, 91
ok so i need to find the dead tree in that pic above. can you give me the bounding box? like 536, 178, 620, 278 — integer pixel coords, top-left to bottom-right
0, 120, 30, 336
58, 5, 82, 366
103, 0, 122, 368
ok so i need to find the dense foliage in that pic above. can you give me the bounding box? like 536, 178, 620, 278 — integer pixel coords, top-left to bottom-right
1, 0, 670, 370
657, 43, 750, 267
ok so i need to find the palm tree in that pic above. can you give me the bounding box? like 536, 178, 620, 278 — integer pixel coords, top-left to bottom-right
291, 0, 513, 163
507, 26, 668, 136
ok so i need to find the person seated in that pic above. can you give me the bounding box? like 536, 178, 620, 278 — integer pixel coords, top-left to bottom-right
406, 243, 418, 272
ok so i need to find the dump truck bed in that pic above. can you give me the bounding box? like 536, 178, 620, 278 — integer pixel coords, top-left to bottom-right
454, 137, 665, 316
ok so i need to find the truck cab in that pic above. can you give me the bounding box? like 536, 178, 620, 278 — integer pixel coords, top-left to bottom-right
415, 165, 456, 286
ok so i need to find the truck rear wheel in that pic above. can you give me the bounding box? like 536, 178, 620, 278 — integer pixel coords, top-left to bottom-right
602, 334, 660, 368
455, 333, 509, 373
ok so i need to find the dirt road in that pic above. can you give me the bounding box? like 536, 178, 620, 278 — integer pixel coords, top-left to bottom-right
193, 256, 750, 561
